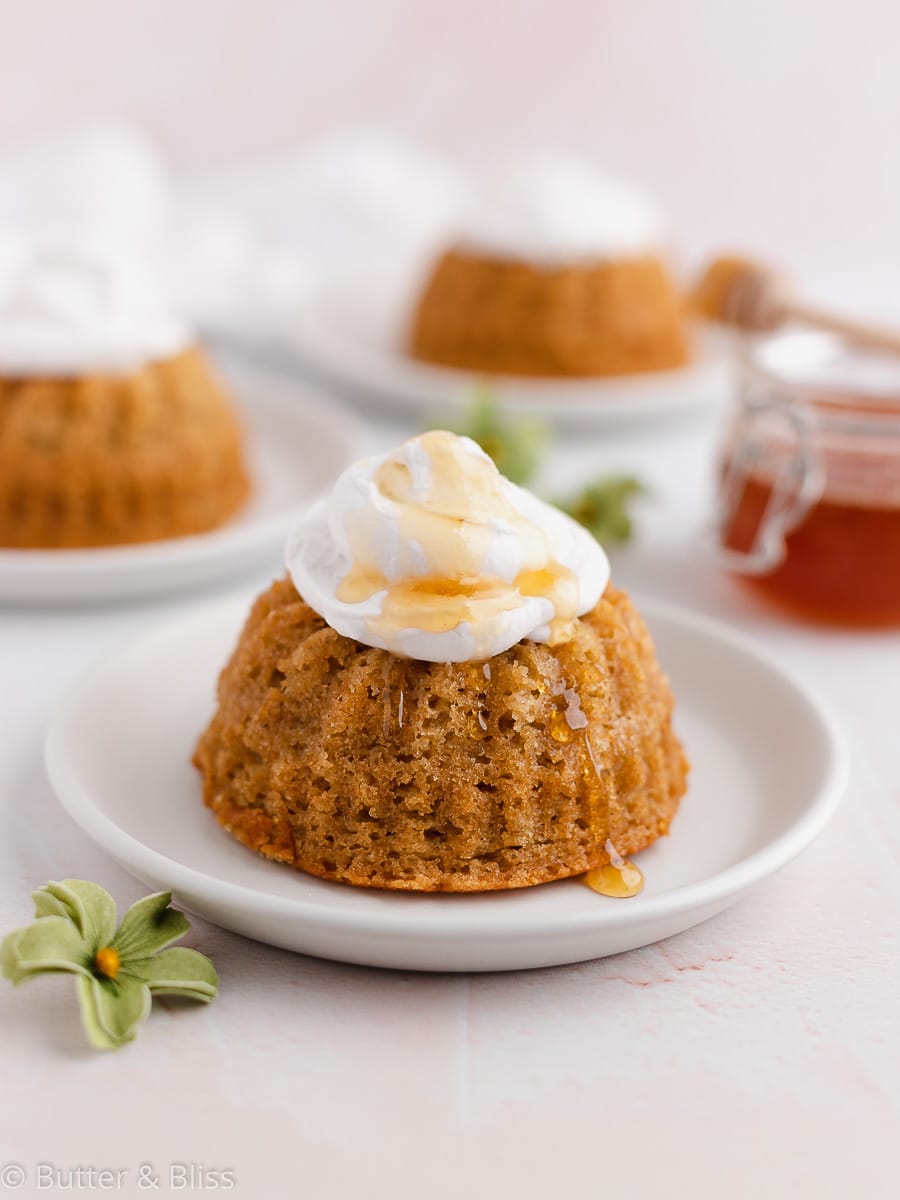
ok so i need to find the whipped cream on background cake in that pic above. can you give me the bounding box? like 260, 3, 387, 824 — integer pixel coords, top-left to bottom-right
0, 233, 190, 376
286, 430, 609, 662
454, 151, 665, 266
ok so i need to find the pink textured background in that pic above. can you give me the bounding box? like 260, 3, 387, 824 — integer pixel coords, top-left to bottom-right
2, 0, 900, 304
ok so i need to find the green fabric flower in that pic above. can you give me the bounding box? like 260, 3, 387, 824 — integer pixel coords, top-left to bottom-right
1, 880, 218, 1050
444, 386, 549, 486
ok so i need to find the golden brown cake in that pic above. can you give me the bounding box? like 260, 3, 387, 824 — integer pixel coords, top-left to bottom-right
0, 347, 250, 549
193, 576, 688, 892
409, 249, 689, 378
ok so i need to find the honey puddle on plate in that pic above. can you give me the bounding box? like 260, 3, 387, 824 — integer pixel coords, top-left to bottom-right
585, 847, 645, 898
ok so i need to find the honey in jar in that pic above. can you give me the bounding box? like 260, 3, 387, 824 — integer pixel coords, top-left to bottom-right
717, 332, 900, 626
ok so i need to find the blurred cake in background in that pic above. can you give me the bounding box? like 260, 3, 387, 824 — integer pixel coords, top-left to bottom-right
0, 235, 250, 549
166, 129, 471, 339
409, 152, 688, 378
0, 123, 170, 251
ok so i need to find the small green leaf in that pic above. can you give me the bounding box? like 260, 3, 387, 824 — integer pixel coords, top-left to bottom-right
77, 974, 151, 1051
556, 476, 646, 546
113, 891, 189, 962
1, 917, 90, 985
35, 880, 117, 950
127, 947, 218, 1001
442, 386, 549, 486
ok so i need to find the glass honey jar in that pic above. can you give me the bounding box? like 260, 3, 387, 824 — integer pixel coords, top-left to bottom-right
716, 331, 900, 626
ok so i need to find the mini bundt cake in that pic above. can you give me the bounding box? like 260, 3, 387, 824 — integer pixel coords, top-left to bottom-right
410, 250, 689, 377
194, 430, 687, 893
0, 348, 250, 548
408, 153, 689, 378
193, 576, 688, 892
0, 234, 250, 548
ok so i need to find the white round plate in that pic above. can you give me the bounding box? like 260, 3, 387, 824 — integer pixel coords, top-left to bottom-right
44, 595, 846, 972
0, 358, 365, 602
288, 275, 732, 427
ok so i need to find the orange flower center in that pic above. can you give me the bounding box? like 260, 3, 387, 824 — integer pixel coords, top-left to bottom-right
94, 946, 121, 979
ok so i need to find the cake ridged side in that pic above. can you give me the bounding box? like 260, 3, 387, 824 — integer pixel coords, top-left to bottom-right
409, 250, 689, 378
0, 348, 250, 548
193, 578, 689, 893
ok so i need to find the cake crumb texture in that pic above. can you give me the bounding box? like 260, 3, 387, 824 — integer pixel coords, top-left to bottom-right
193, 577, 689, 892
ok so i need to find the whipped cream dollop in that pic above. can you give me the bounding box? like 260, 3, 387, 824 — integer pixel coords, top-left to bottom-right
455, 151, 665, 266
287, 431, 610, 662
0, 124, 171, 247
0, 233, 191, 376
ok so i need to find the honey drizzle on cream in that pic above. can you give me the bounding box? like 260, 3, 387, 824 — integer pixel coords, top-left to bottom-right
371, 574, 522, 641
334, 431, 579, 656
517, 565, 580, 646
337, 563, 388, 604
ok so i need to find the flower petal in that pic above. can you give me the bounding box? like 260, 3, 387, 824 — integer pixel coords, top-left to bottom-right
1, 917, 91, 985
35, 881, 117, 949
32, 889, 73, 921
76, 974, 151, 1050
112, 891, 189, 961
126, 947, 218, 1001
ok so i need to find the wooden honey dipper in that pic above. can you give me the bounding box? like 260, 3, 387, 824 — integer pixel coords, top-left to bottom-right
692, 256, 900, 355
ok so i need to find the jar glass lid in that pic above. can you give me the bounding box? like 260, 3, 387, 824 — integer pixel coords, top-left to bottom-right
748, 331, 900, 411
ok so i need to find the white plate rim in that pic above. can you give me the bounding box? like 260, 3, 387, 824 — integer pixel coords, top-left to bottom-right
43, 595, 848, 947
287, 277, 733, 425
